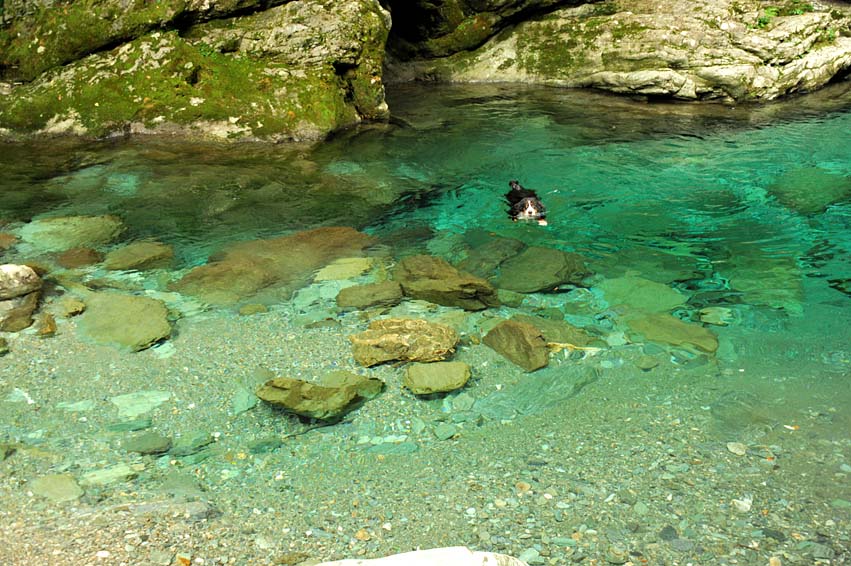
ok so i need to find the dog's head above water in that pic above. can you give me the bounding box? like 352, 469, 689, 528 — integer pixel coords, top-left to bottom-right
505, 180, 548, 226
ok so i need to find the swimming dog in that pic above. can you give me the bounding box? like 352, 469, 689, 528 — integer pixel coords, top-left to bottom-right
506, 180, 547, 226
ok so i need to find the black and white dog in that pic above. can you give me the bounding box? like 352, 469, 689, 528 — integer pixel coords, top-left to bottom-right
505, 180, 547, 226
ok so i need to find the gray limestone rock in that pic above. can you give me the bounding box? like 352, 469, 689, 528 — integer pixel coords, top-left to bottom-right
389, 0, 851, 103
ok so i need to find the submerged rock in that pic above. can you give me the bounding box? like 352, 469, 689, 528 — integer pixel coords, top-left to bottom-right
77, 292, 171, 351
457, 234, 527, 278
483, 319, 549, 372
349, 318, 459, 367
393, 254, 499, 311
336, 280, 404, 310
174, 226, 373, 305
56, 247, 104, 268
0, 233, 17, 250
104, 241, 175, 271
0, 291, 40, 332
598, 276, 688, 313
256, 371, 384, 421
767, 167, 851, 214
110, 390, 172, 419
626, 312, 719, 353
314, 257, 374, 281
403, 361, 472, 395
17, 215, 125, 252
30, 473, 84, 503
494, 246, 590, 293
512, 314, 595, 347
123, 432, 173, 455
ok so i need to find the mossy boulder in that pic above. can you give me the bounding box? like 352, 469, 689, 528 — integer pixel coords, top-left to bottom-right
0, 0, 391, 141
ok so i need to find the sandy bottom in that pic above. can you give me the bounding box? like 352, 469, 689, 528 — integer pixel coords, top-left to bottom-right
1, 302, 850, 566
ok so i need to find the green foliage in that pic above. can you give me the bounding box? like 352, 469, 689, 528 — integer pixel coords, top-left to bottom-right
754, 1, 814, 29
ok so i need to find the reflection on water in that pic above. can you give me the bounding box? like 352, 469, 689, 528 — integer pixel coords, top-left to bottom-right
1, 82, 850, 563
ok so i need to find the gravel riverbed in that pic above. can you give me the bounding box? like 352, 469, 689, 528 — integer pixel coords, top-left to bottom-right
1, 304, 849, 566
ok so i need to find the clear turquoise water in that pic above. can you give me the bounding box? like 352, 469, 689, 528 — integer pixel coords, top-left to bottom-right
1, 82, 850, 563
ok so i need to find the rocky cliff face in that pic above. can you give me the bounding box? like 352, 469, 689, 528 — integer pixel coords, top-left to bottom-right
385, 0, 851, 102
0, 0, 390, 141
1, 0, 850, 141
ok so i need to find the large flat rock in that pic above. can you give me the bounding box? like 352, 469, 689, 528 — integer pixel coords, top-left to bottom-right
494, 246, 590, 294
174, 226, 373, 305
77, 292, 171, 352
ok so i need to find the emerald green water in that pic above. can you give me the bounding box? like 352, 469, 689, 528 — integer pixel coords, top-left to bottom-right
1, 83, 850, 564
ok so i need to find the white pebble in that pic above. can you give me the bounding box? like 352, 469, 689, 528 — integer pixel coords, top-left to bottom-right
727, 442, 747, 456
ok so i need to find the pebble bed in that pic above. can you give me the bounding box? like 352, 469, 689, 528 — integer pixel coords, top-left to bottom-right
1, 296, 849, 566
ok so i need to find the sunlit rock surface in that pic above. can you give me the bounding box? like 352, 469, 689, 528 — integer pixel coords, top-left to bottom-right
386, 0, 851, 102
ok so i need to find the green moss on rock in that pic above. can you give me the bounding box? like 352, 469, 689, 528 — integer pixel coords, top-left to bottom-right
0, 0, 392, 141
0, 31, 357, 140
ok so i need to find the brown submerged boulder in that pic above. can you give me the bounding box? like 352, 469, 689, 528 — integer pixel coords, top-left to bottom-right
349, 318, 459, 367
174, 226, 374, 305
257, 371, 384, 421
336, 280, 404, 310
104, 241, 175, 271
483, 319, 549, 372
393, 254, 499, 311
403, 361, 472, 395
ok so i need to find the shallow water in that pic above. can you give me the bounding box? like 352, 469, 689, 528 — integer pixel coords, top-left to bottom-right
1, 82, 850, 564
